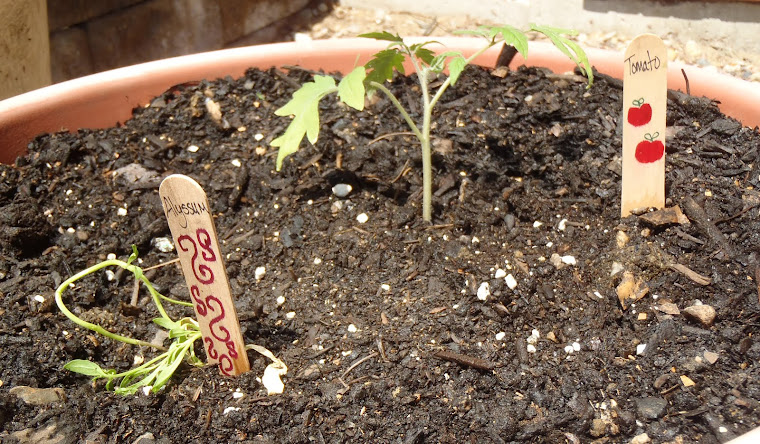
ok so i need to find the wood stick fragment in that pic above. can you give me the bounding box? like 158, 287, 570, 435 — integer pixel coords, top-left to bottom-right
681, 195, 738, 259
668, 263, 712, 286
432, 349, 496, 371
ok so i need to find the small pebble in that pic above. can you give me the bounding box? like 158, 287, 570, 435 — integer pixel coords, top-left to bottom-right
680, 375, 696, 387
704, 350, 719, 365
682, 304, 716, 327
332, 183, 353, 197
630, 433, 651, 444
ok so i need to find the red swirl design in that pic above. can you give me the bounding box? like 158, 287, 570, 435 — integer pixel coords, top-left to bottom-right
177, 233, 214, 284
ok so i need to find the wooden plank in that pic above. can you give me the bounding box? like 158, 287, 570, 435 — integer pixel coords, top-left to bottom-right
159, 174, 250, 376
621, 34, 668, 217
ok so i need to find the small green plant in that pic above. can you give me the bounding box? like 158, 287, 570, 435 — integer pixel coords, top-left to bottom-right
271, 25, 593, 222
55, 246, 203, 395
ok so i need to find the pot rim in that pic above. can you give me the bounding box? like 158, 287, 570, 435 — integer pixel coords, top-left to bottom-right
0, 36, 757, 164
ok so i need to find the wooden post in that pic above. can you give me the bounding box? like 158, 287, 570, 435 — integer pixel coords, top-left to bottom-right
621, 34, 667, 217
159, 174, 250, 375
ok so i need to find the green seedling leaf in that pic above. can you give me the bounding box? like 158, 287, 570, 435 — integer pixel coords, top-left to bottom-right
493, 25, 529, 58
409, 42, 439, 66
153, 354, 184, 392
64, 360, 108, 377
365, 48, 406, 86
127, 244, 139, 265
152, 317, 176, 330
272, 75, 338, 170
530, 24, 593, 86
338, 66, 366, 111
359, 31, 403, 43
448, 56, 468, 85
427, 51, 463, 73
453, 26, 493, 40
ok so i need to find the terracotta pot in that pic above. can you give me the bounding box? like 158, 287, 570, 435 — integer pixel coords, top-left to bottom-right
0, 37, 758, 165
1, 37, 759, 442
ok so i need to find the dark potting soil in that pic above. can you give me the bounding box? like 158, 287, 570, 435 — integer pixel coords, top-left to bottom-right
1, 64, 760, 443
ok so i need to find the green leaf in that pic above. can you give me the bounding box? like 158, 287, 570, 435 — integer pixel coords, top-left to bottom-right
493, 25, 529, 58
152, 352, 185, 392
530, 24, 593, 86
429, 51, 463, 73
127, 245, 139, 264
64, 360, 107, 377
453, 27, 492, 40
409, 42, 439, 66
364, 49, 406, 86
272, 75, 339, 170
448, 56, 468, 85
152, 317, 176, 330
338, 66, 366, 111
358, 31, 403, 43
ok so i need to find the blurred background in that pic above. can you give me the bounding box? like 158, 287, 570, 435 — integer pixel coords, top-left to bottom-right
1, 0, 759, 100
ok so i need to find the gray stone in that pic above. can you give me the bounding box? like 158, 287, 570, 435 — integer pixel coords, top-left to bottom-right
635, 396, 668, 419
9, 386, 66, 406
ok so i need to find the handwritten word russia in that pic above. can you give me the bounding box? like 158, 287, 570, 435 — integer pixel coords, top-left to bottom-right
624, 50, 662, 75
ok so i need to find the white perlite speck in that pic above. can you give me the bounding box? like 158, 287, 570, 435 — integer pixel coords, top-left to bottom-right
505, 274, 518, 290
356, 213, 369, 223
276, 296, 285, 306
255, 266, 266, 281
494, 268, 507, 279
33, 295, 45, 303
527, 344, 537, 353
558, 218, 568, 231
187, 144, 199, 153
223, 407, 240, 415
347, 324, 358, 333
561, 255, 577, 265
231, 159, 242, 167
527, 329, 540, 345
495, 332, 506, 341
477, 282, 490, 301
286, 312, 296, 319
636, 344, 647, 355
152, 237, 174, 253
117, 207, 128, 216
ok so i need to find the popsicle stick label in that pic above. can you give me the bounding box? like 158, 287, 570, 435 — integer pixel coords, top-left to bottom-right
621, 34, 667, 217
159, 174, 250, 376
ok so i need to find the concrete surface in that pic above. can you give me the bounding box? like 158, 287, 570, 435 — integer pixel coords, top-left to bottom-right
342, 0, 760, 53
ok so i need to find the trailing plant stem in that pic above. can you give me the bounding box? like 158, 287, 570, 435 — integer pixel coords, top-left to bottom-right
55, 259, 190, 350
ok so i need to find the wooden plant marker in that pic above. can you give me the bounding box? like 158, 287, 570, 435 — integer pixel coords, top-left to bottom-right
159, 174, 250, 375
621, 34, 667, 217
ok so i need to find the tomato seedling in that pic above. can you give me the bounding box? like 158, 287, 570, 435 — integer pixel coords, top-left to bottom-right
271, 25, 593, 221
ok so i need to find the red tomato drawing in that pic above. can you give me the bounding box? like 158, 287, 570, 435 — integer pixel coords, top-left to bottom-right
627, 98, 652, 127
635, 132, 664, 163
